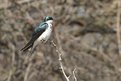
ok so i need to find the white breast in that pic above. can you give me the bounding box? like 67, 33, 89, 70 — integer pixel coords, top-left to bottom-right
38, 22, 52, 42
32, 20, 53, 49
32, 24, 51, 49
40, 26, 52, 41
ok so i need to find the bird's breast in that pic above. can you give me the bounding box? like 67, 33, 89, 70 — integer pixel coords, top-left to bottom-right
38, 26, 52, 41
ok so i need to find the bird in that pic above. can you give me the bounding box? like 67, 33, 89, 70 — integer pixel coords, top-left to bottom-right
21, 16, 53, 53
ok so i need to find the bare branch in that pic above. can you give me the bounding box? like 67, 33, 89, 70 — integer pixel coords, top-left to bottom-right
73, 68, 77, 81
7, 43, 16, 81
51, 40, 77, 81
7, 70, 13, 81
24, 53, 35, 81
58, 54, 70, 81
24, 63, 32, 81
116, 0, 121, 55
51, 40, 70, 81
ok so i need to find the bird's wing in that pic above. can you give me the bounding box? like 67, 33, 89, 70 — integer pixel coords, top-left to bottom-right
21, 23, 48, 52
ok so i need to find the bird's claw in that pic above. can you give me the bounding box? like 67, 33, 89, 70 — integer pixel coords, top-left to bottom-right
41, 39, 47, 44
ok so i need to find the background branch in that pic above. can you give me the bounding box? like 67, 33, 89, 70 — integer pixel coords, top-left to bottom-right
116, 0, 121, 55
51, 41, 77, 81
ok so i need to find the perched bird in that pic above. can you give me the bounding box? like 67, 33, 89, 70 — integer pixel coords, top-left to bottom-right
21, 16, 53, 52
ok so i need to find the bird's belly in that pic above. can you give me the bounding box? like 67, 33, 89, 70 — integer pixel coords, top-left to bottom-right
38, 28, 52, 42
32, 29, 52, 50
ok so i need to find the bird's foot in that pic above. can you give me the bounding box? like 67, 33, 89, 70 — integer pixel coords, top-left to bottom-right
41, 39, 47, 44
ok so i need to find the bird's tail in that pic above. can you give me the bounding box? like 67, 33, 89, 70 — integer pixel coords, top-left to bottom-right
21, 42, 33, 52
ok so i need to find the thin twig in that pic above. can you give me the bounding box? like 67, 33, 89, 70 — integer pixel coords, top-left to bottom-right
73, 68, 77, 81
116, 0, 121, 55
7, 43, 16, 81
59, 54, 70, 81
24, 63, 32, 81
51, 40, 77, 81
51, 40, 70, 81
7, 70, 13, 81
24, 52, 35, 81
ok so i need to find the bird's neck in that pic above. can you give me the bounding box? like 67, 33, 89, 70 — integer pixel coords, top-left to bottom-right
46, 20, 53, 25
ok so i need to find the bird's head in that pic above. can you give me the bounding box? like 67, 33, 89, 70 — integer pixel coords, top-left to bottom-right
43, 16, 53, 23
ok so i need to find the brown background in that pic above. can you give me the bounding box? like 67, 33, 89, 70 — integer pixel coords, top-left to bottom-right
0, 0, 121, 81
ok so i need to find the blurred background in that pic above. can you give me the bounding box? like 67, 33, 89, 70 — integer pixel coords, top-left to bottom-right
0, 0, 121, 81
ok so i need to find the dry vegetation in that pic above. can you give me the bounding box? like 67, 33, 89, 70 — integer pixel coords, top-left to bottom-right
0, 0, 121, 81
